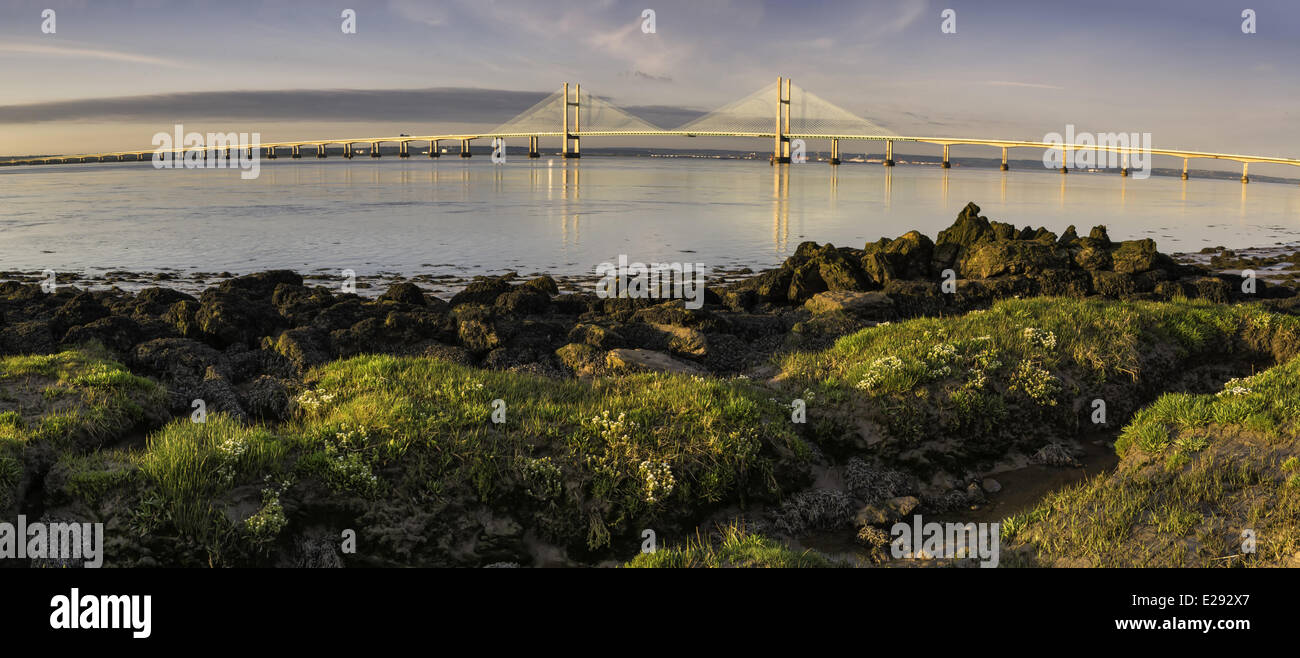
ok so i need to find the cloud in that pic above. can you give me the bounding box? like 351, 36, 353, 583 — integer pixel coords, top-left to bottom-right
0, 87, 699, 129
985, 80, 1065, 90
0, 42, 189, 69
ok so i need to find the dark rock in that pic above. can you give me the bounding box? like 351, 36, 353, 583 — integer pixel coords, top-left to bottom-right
379, 282, 427, 306
218, 270, 303, 298
450, 275, 514, 307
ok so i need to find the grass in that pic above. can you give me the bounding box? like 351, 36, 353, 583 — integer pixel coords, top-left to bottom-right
10, 297, 1300, 566
0, 348, 166, 514
775, 297, 1298, 469
1003, 355, 1300, 567
624, 522, 843, 568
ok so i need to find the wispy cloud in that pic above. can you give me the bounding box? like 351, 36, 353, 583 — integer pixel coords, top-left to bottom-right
0, 42, 189, 69
985, 80, 1065, 90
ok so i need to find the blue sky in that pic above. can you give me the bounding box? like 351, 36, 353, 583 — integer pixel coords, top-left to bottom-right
1, 0, 1298, 170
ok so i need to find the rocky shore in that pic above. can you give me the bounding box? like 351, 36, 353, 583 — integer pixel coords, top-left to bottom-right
3, 201, 1298, 567
2, 202, 1289, 424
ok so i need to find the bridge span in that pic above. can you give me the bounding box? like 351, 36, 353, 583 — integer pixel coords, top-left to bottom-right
4, 78, 1298, 184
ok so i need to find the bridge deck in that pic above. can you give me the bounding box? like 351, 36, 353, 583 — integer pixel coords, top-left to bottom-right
5, 132, 1299, 168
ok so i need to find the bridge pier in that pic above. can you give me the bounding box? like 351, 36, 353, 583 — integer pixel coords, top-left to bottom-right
292, 145, 302, 159
528, 136, 539, 158
1000, 147, 1009, 171
399, 141, 410, 158
460, 139, 472, 158
370, 142, 381, 158
884, 140, 894, 166
941, 145, 951, 168
1059, 147, 1068, 173
317, 145, 327, 158
344, 144, 353, 159
1242, 162, 1249, 184
1181, 158, 1189, 180
266, 146, 278, 159
829, 139, 840, 165
429, 140, 439, 158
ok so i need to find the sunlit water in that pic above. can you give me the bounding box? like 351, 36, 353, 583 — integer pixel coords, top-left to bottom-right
3, 157, 1299, 281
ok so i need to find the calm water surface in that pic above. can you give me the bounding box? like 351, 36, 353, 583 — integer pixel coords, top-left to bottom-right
3, 157, 1299, 280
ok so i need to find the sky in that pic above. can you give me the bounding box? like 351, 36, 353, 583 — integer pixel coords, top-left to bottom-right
1, 0, 1298, 172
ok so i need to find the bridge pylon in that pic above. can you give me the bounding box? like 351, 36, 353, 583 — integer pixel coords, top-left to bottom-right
563, 83, 581, 159
772, 77, 791, 164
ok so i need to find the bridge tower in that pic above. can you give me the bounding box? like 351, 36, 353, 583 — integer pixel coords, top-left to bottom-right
563, 83, 581, 159
772, 77, 791, 163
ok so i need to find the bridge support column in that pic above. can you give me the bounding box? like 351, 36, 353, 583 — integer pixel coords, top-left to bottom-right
343, 144, 352, 159
884, 140, 894, 166
370, 142, 381, 158
399, 141, 410, 158
266, 146, 277, 159
941, 144, 951, 168
317, 145, 327, 158
1120, 153, 1129, 177
460, 139, 472, 157
1181, 158, 1189, 180
1242, 162, 1249, 184
771, 77, 791, 163
429, 140, 439, 158
1000, 147, 1009, 171
1059, 147, 1068, 173
829, 139, 840, 165
292, 145, 302, 159
528, 136, 539, 158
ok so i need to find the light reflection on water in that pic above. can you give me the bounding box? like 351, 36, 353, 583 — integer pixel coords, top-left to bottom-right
1, 157, 1298, 279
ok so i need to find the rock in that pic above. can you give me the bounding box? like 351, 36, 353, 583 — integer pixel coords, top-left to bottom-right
521, 275, 559, 296
1110, 239, 1163, 274
882, 231, 935, 279
133, 287, 196, 316
1057, 225, 1080, 246
378, 282, 427, 306
495, 288, 550, 315
267, 327, 332, 371
959, 241, 1064, 278
455, 308, 503, 355
1188, 276, 1231, 303
1088, 225, 1112, 245
853, 496, 919, 526
218, 270, 302, 298
450, 275, 514, 307
1073, 244, 1113, 270
567, 323, 623, 349
53, 293, 109, 330
604, 348, 706, 375
982, 478, 1002, 494
195, 290, 283, 347
804, 290, 894, 316
649, 323, 708, 358
272, 284, 336, 326
0, 320, 56, 355
164, 300, 201, 338
936, 202, 997, 249
62, 316, 141, 353
242, 375, 289, 420
556, 343, 603, 377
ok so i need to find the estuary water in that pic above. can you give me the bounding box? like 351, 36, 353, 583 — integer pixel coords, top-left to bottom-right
2, 157, 1299, 284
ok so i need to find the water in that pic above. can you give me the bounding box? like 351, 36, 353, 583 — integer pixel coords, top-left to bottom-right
3, 157, 1300, 282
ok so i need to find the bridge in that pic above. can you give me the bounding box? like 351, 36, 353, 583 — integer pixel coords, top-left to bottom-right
4, 78, 1298, 184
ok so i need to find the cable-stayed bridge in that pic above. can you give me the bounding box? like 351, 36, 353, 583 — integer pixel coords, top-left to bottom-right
4, 78, 1298, 183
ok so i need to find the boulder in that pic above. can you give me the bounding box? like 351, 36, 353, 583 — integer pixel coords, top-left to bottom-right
959, 241, 1064, 278
378, 282, 427, 306
804, 290, 894, 316
604, 348, 706, 375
